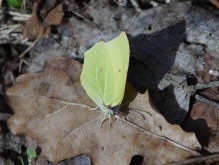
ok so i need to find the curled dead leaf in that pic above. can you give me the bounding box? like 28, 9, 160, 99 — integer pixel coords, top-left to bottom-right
44, 3, 64, 25
21, 2, 64, 40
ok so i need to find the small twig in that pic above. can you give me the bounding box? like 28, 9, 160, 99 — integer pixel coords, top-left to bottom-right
0, 24, 21, 38
195, 94, 219, 108
0, 0, 2, 8
164, 153, 219, 165
20, 38, 29, 44
19, 59, 29, 73
8, 11, 31, 18
130, 0, 142, 13
19, 37, 40, 72
23, 0, 26, 11
19, 37, 40, 59
182, 81, 219, 96
12, 16, 29, 21
150, 1, 159, 7
113, 0, 121, 6
72, 11, 98, 28
9, 11, 30, 21
19, 60, 23, 73
195, 81, 219, 90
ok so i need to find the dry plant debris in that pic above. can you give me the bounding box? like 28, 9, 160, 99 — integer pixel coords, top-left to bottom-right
5, 57, 201, 165
209, 0, 219, 9
21, 1, 64, 40
4, 0, 219, 164
182, 52, 219, 154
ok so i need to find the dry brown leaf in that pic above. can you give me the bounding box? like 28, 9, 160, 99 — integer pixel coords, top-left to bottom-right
21, 2, 64, 40
209, 0, 219, 9
21, 2, 46, 40
44, 3, 64, 25
6, 57, 201, 164
127, 93, 201, 150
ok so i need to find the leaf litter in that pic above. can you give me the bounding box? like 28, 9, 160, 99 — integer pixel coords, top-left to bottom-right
4, 0, 219, 164
6, 57, 201, 165
21, 1, 64, 40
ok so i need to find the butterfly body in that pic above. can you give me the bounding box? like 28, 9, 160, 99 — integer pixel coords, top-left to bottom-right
80, 32, 130, 126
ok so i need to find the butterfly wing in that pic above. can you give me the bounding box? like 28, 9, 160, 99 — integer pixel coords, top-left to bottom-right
104, 32, 129, 107
81, 41, 114, 110
80, 32, 129, 110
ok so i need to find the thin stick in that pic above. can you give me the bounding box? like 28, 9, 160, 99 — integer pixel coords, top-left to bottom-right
195, 81, 219, 90
19, 36, 40, 59
130, 0, 141, 13
195, 94, 219, 108
0, 24, 21, 38
72, 11, 98, 28
113, 0, 121, 6
12, 16, 29, 21
23, 0, 26, 11
0, 0, 2, 8
19, 60, 23, 73
164, 153, 219, 165
8, 11, 31, 18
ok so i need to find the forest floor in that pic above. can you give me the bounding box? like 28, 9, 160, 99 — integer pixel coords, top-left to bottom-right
2, 0, 219, 165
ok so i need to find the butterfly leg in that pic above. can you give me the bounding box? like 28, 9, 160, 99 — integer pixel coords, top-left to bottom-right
108, 113, 112, 128
90, 106, 99, 111
100, 113, 107, 127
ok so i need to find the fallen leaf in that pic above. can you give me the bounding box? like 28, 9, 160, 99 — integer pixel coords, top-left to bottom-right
182, 52, 219, 153
21, 2, 64, 40
6, 57, 201, 164
21, 2, 50, 40
44, 3, 64, 25
127, 92, 201, 150
209, 0, 219, 9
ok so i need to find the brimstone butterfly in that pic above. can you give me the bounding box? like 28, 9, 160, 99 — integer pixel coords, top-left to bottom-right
80, 31, 130, 126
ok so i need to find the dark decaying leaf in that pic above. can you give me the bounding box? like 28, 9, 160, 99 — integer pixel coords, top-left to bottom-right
21, 2, 64, 40
182, 51, 219, 153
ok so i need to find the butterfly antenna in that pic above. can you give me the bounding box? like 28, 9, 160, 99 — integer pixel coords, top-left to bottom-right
120, 101, 131, 109
129, 109, 152, 120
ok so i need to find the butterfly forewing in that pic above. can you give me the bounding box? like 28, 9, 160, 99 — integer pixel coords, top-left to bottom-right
104, 32, 129, 107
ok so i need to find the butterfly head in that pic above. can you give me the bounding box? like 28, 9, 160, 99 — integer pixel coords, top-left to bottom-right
100, 102, 120, 115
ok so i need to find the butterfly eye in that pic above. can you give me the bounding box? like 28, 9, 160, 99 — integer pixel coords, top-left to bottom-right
111, 105, 120, 114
